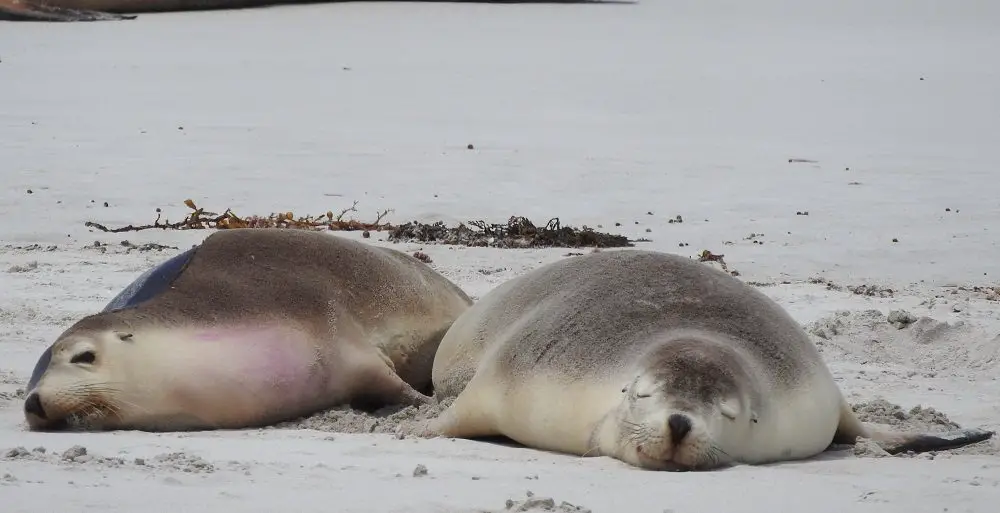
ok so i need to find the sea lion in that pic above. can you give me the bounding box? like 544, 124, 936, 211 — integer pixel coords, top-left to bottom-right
23, 228, 472, 431
421, 249, 994, 470
0, 0, 618, 23
0, 0, 317, 22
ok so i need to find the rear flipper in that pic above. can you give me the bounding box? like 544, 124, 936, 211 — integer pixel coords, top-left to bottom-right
870, 427, 995, 455
833, 399, 995, 455
348, 349, 433, 411
0, 0, 136, 21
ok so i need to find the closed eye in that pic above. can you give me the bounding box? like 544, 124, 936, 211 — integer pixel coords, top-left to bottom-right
720, 399, 739, 420
635, 393, 652, 399
70, 351, 96, 365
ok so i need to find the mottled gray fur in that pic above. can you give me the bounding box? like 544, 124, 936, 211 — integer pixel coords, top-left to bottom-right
433, 250, 824, 399
428, 249, 994, 467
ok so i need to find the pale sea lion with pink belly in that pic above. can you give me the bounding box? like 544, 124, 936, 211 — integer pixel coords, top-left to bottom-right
22, 228, 472, 431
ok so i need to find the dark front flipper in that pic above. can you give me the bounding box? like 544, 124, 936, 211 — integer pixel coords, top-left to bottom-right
0, 0, 136, 21
103, 246, 199, 312
877, 428, 995, 455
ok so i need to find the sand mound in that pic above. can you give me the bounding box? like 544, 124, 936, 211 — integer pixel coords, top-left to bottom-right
269, 399, 453, 436
2, 445, 227, 473
492, 491, 592, 513
852, 398, 960, 431
805, 309, 1000, 372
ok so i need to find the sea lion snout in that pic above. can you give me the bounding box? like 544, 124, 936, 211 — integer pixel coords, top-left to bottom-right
668, 413, 692, 445
23, 392, 46, 420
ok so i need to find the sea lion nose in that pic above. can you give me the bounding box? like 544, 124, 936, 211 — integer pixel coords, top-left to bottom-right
668, 413, 691, 445
24, 392, 47, 420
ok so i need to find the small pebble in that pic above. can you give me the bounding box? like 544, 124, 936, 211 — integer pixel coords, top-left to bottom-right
61, 445, 87, 461
413, 464, 428, 477
523, 498, 556, 509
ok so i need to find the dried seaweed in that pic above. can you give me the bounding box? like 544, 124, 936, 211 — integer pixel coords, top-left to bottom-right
388, 216, 633, 249
84, 199, 393, 233
698, 249, 740, 276
85, 201, 635, 249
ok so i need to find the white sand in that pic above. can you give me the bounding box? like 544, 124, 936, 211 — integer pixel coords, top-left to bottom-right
1, 1, 999, 511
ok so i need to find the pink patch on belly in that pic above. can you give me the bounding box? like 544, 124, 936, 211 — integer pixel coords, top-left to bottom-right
191, 325, 321, 397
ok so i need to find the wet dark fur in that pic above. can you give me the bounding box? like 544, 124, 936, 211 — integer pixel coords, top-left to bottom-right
103, 246, 198, 313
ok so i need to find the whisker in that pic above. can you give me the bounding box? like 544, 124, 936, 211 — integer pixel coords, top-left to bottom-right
107, 396, 150, 415
51, 380, 141, 430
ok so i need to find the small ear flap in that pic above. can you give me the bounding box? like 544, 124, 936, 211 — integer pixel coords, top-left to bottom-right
117, 332, 134, 342
622, 376, 642, 394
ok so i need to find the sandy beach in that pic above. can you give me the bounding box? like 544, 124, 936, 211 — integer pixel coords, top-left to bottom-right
1, 1, 999, 511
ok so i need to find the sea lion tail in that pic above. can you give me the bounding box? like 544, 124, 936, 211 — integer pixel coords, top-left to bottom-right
833, 398, 995, 454
865, 427, 995, 455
